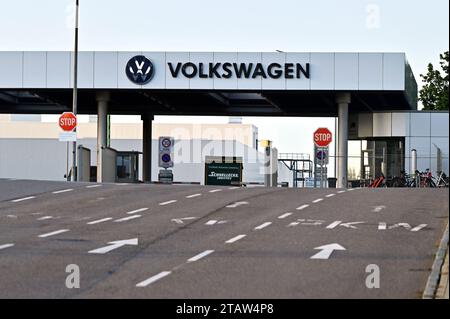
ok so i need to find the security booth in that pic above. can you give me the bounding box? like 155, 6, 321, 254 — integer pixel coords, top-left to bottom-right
116, 151, 141, 183
204, 156, 243, 186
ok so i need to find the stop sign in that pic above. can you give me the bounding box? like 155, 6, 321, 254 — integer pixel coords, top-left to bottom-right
314, 127, 332, 147
59, 112, 77, 132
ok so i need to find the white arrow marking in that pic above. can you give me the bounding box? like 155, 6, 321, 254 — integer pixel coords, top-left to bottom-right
52, 188, 73, 194
159, 200, 177, 206
296, 204, 309, 210
186, 193, 201, 198
11, 196, 35, 203
136, 271, 172, 287
114, 215, 141, 222
372, 205, 386, 213
326, 221, 364, 229
126, 207, 148, 215
171, 217, 197, 224
187, 250, 215, 262
278, 212, 293, 219
0, 243, 14, 250
310, 243, 346, 259
38, 229, 69, 238
87, 217, 113, 225
88, 238, 138, 254
226, 201, 248, 208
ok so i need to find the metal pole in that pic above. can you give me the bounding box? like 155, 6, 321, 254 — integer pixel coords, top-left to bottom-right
71, 0, 79, 182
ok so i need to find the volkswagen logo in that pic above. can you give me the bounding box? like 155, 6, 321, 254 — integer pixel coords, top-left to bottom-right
125, 55, 154, 85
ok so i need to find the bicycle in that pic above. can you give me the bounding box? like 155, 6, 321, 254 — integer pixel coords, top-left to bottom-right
433, 171, 449, 188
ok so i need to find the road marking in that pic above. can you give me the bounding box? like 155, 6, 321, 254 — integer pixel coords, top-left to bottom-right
296, 204, 309, 210
159, 200, 177, 206
37, 216, 54, 221
205, 220, 218, 225
171, 217, 197, 224
88, 217, 113, 225
115, 183, 130, 186
325, 193, 335, 198
136, 271, 172, 287
89, 238, 138, 254
7, 215, 17, 218
126, 207, 148, 215
225, 234, 246, 244
288, 222, 300, 227
226, 201, 248, 208
187, 250, 215, 262
209, 189, 222, 193
228, 186, 239, 190
114, 215, 141, 222
348, 188, 356, 191
411, 224, 428, 232
278, 212, 293, 219
326, 220, 364, 229
310, 243, 346, 260
0, 243, 14, 250
11, 196, 35, 203
86, 184, 102, 188
186, 193, 201, 198
38, 229, 69, 238
254, 222, 272, 230
371, 205, 386, 213
52, 188, 73, 194
312, 198, 323, 203
337, 190, 346, 193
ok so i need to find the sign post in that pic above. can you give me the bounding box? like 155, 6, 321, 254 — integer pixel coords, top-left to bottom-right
59, 112, 77, 180
314, 128, 332, 188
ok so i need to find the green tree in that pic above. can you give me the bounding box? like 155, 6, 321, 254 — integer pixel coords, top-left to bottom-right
419, 51, 449, 110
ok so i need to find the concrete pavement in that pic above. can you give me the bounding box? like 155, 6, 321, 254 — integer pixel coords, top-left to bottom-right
0, 179, 448, 298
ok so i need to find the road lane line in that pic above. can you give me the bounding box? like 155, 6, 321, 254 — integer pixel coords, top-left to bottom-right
11, 196, 35, 203
159, 200, 177, 206
411, 224, 428, 232
225, 234, 246, 244
86, 184, 102, 188
52, 188, 73, 194
209, 189, 222, 193
136, 271, 172, 287
38, 229, 69, 238
114, 215, 141, 222
254, 222, 272, 230
37, 216, 54, 221
288, 222, 300, 227
278, 213, 292, 219
88, 217, 113, 225
187, 250, 215, 262
348, 188, 356, 191
296, 204, 309, 210
205, 220, 218, 225
0, 243, 14, 250
226, 201, 248, 208
337, 190, 346, 193
312, 198, 323, 203
326, 221, 342, 229
186, 193, 201, 198
228, 187, 239, 190
325, 193, 335, 198
126, 207, 148, 215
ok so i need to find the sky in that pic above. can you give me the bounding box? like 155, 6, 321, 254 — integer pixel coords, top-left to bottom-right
0, 0, 448, 155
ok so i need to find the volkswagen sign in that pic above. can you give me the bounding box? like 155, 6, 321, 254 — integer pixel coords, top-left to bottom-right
125, 55, 154, 85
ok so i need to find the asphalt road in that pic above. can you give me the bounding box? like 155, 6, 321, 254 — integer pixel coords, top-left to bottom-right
0, 178, 448, 299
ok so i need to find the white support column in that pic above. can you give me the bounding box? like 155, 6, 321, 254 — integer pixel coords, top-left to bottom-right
96, 91, 110, 183
336, 93, 351, 188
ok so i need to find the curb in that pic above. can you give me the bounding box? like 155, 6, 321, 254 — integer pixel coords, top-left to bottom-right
423, 222, 449, 299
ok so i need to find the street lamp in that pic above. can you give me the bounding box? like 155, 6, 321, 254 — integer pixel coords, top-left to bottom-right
71, 0, 79, 182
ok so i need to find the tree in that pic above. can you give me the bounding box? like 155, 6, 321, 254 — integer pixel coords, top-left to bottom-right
419, 51, 449, 110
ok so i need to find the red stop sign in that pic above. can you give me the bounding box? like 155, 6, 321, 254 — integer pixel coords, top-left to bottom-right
59, 112, 77, 132
314, 127, 332, 147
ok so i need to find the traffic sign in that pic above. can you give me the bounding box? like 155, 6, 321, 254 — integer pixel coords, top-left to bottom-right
314, 128, 332, 147
59, 112, 77, 132
316, 149, 327, 161
159, 136, 174, 168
